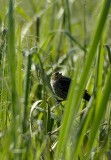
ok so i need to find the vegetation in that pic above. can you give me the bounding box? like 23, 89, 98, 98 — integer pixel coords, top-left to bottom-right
0, 0, 111, 159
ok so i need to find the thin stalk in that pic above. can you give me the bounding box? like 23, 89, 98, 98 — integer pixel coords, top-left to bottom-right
22, 53, 32, 133
36, 17, 40, 43
8, 0, 17, 146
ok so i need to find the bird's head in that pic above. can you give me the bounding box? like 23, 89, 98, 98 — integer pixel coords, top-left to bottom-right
51, 72, 62, 80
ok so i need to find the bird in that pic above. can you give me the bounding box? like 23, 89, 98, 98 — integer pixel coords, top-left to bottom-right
50, 71, 91, 101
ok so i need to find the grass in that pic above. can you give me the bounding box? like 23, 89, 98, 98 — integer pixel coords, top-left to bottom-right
0, 0, 111, 159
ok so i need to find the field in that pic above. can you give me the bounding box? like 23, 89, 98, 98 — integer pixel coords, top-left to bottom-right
0, 0, 111, 159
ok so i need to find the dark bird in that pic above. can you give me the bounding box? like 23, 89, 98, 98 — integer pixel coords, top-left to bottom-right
50, 72, 90, 101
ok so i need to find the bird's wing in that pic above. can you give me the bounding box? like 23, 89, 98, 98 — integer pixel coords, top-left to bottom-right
57, 77, 71, 93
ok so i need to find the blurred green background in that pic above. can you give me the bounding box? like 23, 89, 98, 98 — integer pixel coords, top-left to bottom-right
0, 0, 111, 159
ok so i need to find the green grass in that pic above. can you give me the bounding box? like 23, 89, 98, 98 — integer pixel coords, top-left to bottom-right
0, 0, 111, 159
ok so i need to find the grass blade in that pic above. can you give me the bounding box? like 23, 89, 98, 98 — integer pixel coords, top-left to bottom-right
55, 0, 111, 159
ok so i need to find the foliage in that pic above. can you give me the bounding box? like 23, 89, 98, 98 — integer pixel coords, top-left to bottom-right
0, 0, 111, 159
